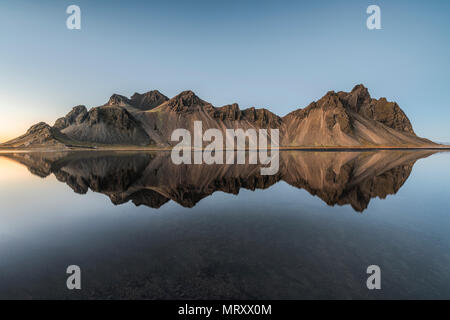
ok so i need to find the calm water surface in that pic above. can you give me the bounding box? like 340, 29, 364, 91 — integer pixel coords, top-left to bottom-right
0, 150, 449, 299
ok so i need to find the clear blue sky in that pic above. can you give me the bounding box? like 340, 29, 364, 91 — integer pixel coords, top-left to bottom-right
1, 0, 449, 142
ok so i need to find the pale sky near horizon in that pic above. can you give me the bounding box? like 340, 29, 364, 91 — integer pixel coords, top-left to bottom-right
1, 0, 450, 142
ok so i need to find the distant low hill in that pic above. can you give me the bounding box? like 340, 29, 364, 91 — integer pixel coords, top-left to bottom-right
1, 85, 438, 149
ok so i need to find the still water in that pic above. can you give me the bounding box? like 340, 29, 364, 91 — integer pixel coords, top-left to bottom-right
0, 150, 449, 299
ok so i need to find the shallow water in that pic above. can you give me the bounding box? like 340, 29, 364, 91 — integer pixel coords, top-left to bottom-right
0, 150, 449, 299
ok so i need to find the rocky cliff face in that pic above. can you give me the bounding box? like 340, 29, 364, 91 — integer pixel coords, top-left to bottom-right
54, 105, 152, 146
54, 105, 88, 130
1, 85, 437, 148
281, 84, 433, 147
338, 84, 415, 134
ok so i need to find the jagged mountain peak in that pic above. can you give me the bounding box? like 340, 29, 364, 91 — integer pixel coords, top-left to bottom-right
105, 90, 169, 111
131, 89, 165, 98
351, 83, 369, 93
284, 84, 415, 136
164, 90, 210, 113
280, 84, 433, 147
26, 122, 52, 134
54, 105, 88, 130
338, 84, 371, 113
130, 90, 169, 110
310, 84, 371, 111
210, 103, 282, 127
174, 90, 202, 103
286, 91, 343, 121
106, 94, 130, 107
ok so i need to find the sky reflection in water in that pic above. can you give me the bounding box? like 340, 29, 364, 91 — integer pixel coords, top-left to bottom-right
0, 151, 449, 299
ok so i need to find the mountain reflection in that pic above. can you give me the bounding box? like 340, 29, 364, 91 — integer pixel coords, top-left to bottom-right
1, 150, 436, 212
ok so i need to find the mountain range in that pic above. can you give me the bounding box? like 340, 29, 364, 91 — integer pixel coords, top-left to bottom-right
0, 84, 438, 148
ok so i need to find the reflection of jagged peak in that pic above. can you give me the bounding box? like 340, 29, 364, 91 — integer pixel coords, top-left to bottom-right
0, 150, 436, 212
109, 189, 170, 209
281, 150, 433, 211
284, 160, 412, 212
1, 151, 68, 177
344, 163, 413, 211
53, 153, 152, 194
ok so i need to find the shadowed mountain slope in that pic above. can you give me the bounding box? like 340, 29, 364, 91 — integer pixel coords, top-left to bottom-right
55, 106, 152, 146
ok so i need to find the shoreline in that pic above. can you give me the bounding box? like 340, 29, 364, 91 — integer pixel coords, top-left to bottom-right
1, 145, 450, 154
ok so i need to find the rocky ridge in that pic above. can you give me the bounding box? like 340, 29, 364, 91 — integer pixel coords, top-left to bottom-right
1, 85, 437, 148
